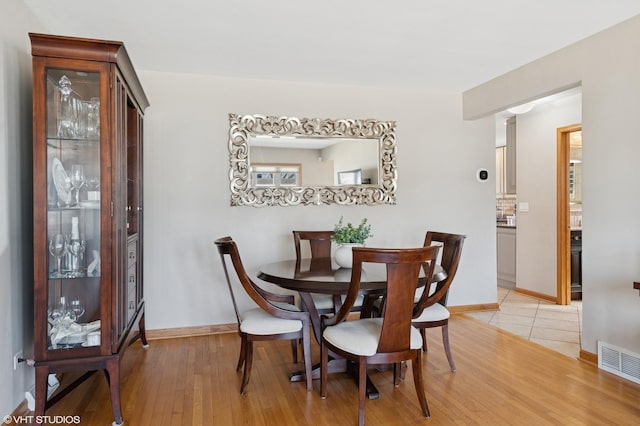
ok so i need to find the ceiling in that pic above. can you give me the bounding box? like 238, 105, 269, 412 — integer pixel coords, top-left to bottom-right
21, 0, 640, 92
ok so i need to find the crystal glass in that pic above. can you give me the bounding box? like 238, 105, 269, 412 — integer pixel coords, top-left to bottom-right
70, 164, 85, 206
85, 176, 100, 203
74, 98, 87, 138
57, 75, 76, 138
48, 234, 66, 278
66, 237, 86, 277
86, 97, 100, 139
48, 296, 69, 348
85, 176, 100, 191
69, 299, 85, 322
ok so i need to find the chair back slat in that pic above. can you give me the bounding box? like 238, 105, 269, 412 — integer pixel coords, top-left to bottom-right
414, 232, 466, 316
293, 230, 334, 259
377, 261, 425, 352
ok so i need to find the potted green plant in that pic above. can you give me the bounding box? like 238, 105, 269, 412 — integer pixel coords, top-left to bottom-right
332, 217, 372, 268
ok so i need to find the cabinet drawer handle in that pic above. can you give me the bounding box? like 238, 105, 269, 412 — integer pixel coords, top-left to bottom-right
129, 275, 135, 283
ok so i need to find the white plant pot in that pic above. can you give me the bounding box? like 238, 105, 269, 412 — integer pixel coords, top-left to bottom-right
334, 243, 363, 269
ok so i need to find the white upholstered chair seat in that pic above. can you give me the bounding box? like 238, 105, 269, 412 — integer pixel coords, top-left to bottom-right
240, 307, 302, 335
310, 294, 334, 310
323, 318, 423, 356
311, 293, 364, 311
412, 303, 450, 323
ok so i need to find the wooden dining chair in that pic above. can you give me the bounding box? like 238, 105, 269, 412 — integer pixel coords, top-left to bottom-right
215, 236, 313, 394
320, 246, 440, 425
292, 230, 342, 314
412, 231, 466, 372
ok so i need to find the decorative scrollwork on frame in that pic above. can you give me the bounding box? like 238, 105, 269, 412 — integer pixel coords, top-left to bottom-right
228, 113, 397, 207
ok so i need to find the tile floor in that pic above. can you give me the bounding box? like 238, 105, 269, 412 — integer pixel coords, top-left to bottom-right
465, 287, 582, 358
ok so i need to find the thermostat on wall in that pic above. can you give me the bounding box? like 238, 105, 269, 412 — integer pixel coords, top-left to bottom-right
477, 168, 489, 182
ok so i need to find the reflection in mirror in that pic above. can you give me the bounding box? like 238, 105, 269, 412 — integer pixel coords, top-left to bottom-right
249, 137, 378, 187
228, 114, 397, 207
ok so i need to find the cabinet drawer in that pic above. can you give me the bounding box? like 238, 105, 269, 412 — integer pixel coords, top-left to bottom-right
127, 264, 137, 295
127, 240, 137, 266
127, 288, 137, 324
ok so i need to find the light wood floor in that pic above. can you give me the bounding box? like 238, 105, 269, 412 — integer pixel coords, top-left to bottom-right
30, 315, 640, 425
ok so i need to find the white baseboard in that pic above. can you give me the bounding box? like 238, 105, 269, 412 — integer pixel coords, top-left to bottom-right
24, 374, 60, 411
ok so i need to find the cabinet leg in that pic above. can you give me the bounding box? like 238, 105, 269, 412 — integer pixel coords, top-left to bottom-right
139, 312, 149, 348
104, 358, 123, 425
34, 366, 49, 424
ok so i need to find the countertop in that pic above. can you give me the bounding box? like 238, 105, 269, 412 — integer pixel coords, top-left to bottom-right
497, 224, 582, 231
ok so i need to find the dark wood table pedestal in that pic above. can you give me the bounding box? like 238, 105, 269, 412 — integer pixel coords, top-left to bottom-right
289, 358, 381, 399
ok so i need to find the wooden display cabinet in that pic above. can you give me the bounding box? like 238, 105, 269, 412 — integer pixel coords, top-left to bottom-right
30, 33, 149, 425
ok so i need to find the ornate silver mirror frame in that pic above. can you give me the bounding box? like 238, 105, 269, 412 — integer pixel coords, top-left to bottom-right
228, 114, 397, 207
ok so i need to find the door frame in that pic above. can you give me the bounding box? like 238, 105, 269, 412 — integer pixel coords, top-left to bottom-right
556, 124, 581, 305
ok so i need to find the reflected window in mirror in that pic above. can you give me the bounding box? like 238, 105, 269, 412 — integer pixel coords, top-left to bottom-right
250, 163, 301, 187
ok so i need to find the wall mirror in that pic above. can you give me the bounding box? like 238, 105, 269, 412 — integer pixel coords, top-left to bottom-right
228, 114, 397, 207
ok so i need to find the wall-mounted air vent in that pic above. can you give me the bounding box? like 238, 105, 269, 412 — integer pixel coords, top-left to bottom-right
598, 341, 640, 385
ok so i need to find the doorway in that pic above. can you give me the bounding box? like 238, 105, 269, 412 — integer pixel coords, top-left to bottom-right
556, 124, 582, 305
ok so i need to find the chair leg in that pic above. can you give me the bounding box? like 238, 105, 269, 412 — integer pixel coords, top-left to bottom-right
441, 323, 456, 372
320, 341, 328, 398
394, 362, 408, 385
398, 360, 408, 381
302, 326, 313, 391
393, 363, 399, 386
290, 339, 298, 364
358, 358, 367, 426
420, 328, 428, 352
240, 340, 253, 395
237, 334, 247, 371
411, 351, 430, 419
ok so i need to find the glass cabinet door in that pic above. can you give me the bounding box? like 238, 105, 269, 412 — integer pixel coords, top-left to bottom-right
45, 68, 102, 351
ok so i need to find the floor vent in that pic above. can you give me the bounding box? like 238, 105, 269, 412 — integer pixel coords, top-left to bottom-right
598, 341, 640, 384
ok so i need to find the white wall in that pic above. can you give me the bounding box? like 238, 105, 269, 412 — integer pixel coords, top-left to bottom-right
464, 15, 640, 354
516, 94, 582, 296
138, 70, 498, 331
0, 0, 44, 416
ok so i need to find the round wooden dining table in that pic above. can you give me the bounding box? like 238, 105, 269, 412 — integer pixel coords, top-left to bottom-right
258, 257, 446, 341
258, 257, 446, 397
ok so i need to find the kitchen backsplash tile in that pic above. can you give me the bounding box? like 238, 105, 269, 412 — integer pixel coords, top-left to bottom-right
496, 194, 517, 217
496, 193, 582, 227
